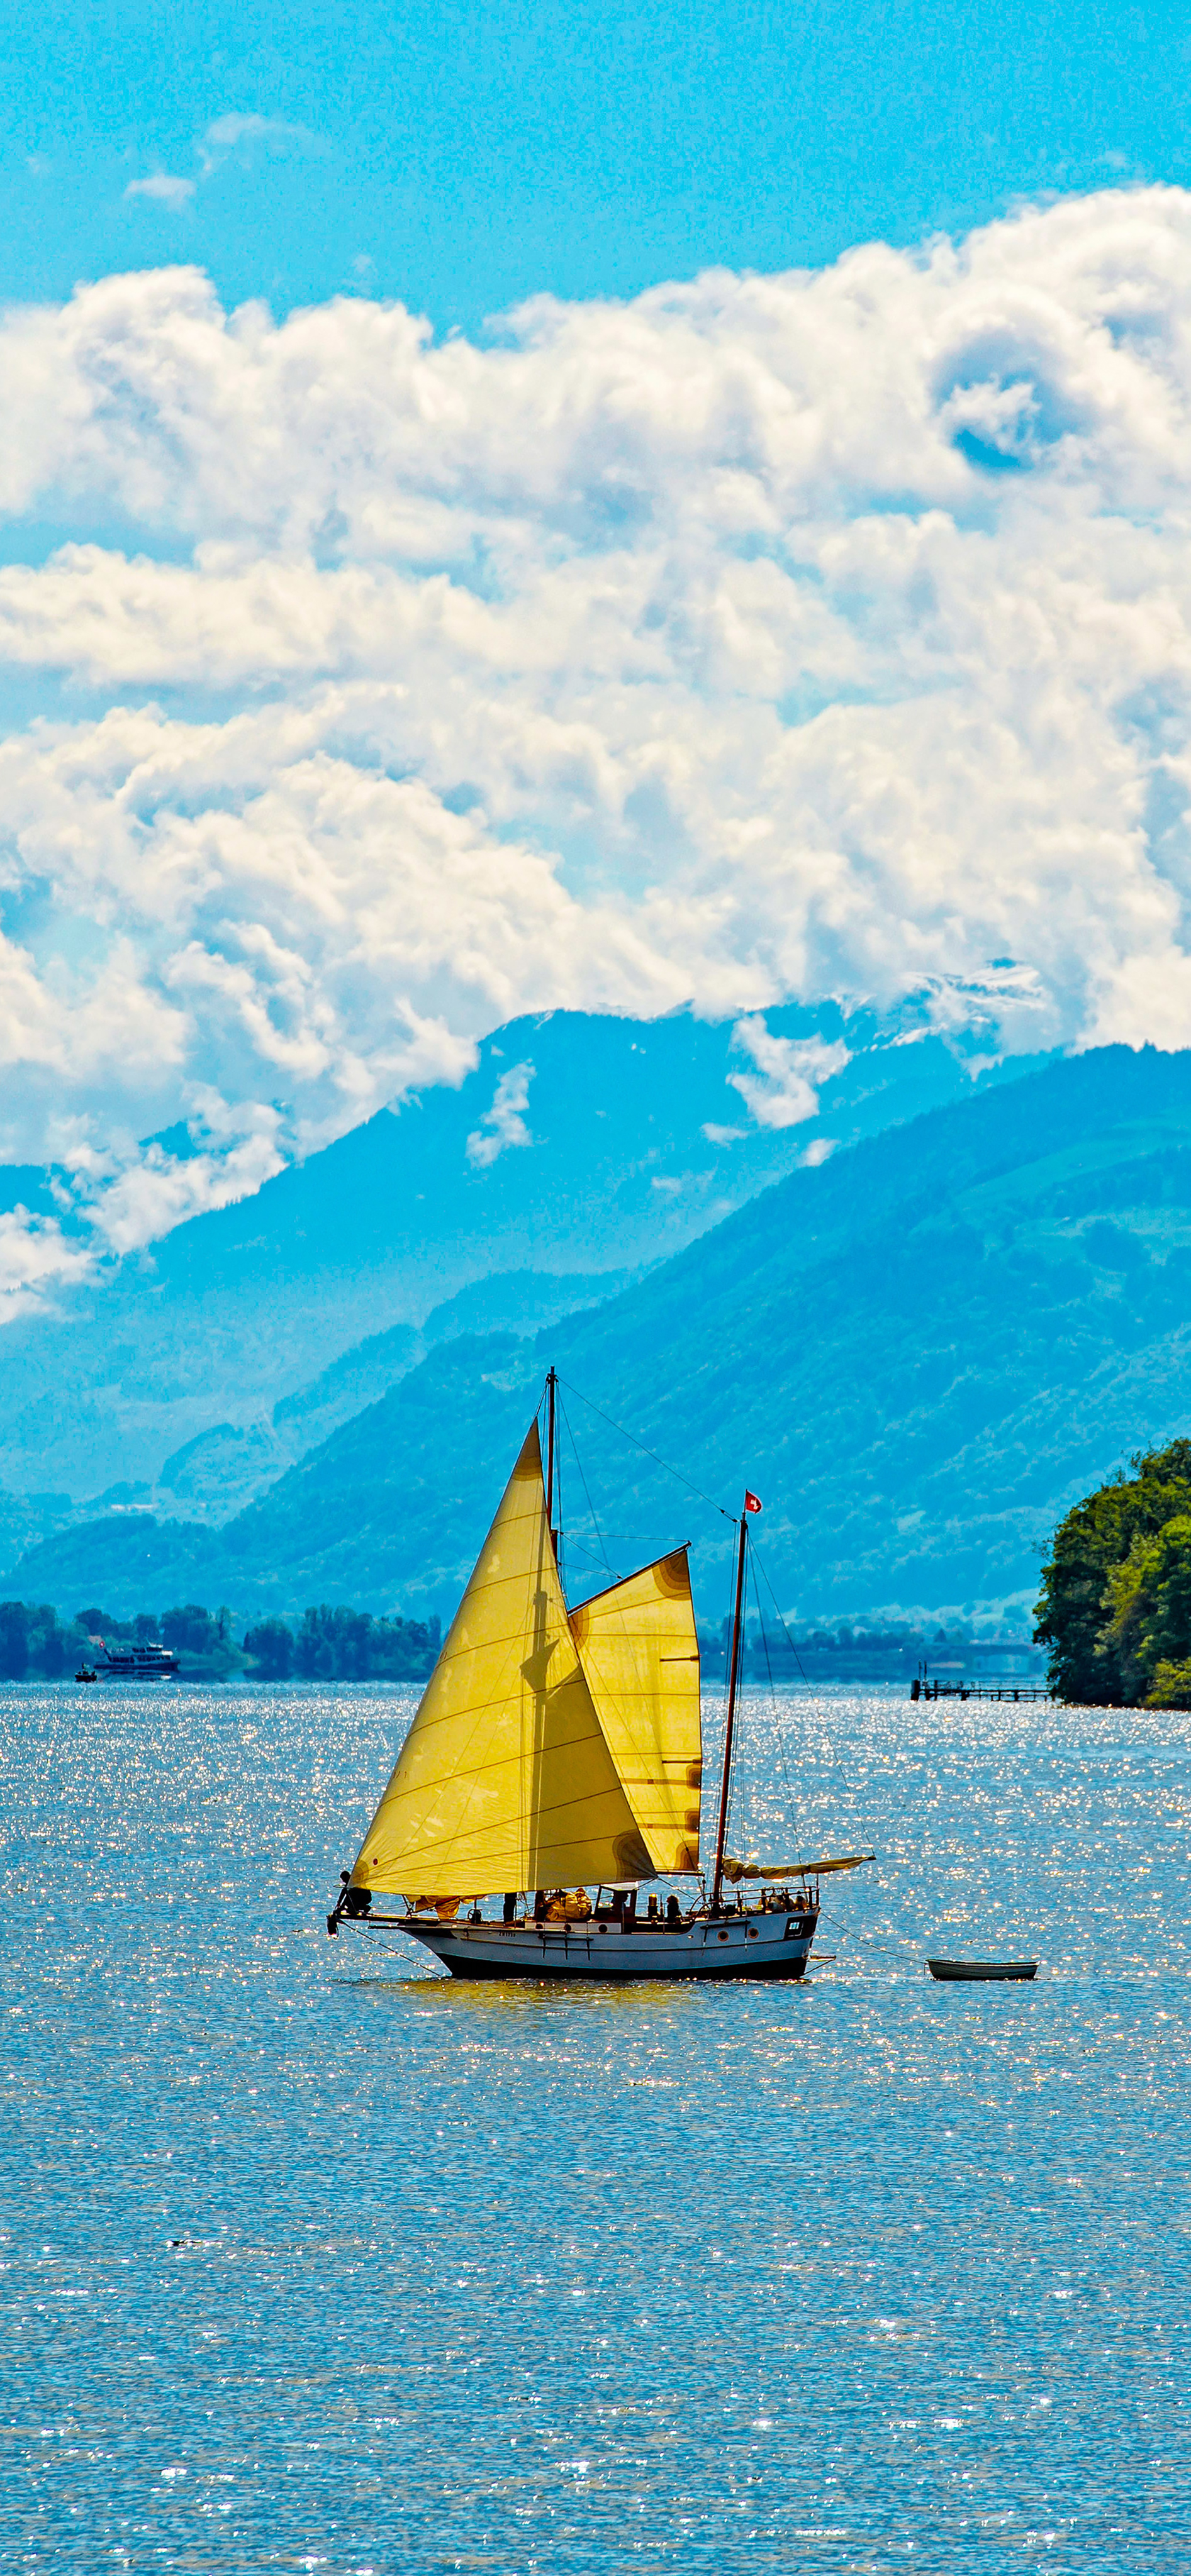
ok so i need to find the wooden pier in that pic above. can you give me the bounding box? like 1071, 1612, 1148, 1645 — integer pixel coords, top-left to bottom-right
911, 1676, 1052, 1704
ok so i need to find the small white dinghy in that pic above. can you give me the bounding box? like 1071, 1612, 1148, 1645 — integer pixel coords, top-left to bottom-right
927, 1958, 1037, 1982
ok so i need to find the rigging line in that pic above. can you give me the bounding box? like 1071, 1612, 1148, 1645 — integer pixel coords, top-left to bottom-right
564, 1531, 618, 1575
827, 1919, 919, 1963
747, 1540, 810, 1680
557, 1389, 613, 1578
749, 1548, 800, 1847
751, 1549, 810, 1685
557, 1377, 737, 1524
749, 1538, 866, 1811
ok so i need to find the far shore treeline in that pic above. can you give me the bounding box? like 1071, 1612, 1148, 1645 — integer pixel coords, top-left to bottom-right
0, 1599, 442, 1682
0, 1593, 1039, 1684
1036, 1438, 1191, 1707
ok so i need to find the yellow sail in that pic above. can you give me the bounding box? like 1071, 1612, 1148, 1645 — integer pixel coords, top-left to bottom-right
350, 1421, 652, 1897
569, 1550, 702, 1874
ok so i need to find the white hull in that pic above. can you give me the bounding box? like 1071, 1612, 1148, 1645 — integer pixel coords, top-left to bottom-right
352, 1909, 817, 1980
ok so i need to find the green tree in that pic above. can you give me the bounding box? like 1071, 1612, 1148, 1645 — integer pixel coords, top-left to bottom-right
160, 1603, 218, 1655
1146, 1658, 1191, 1709
40, 1623, 67, 1677
0, 1602, 29, 1679
286, 1604, 440, 1680
0, 1601, 76, 1677
1035, 1439, 1191, 1702
296, 1605, 348, 1679
243, 1618, 294, 1679
367, 1614, 440, 1679
75, 1607, 133, 1640
1100, 1514, 1191, 1702
294, 1606, 374, 1679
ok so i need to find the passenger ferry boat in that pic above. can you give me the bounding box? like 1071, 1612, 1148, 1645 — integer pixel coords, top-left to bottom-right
328, 1373, 871, 1980
88, 1637, 179, 1679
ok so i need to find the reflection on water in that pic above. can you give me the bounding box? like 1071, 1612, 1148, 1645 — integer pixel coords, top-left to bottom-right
2, 1680, 1188, 2571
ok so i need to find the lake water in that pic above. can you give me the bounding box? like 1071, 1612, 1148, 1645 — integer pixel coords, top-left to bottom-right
2, 1679, 1189, 2573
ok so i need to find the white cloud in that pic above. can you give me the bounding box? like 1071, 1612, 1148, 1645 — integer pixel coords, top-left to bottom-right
123, 113, 318, 225
125, 174, 196, 212
466, 1061, 535, 1167
727, 1021, 852, 1129
0, 1208, 92, 1323
62, 1099, 287, 1255
4, 187, 1191, 1271
197, 113, 321, 177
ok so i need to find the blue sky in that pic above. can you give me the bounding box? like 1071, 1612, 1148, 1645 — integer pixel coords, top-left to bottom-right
4, 0, 1186, 324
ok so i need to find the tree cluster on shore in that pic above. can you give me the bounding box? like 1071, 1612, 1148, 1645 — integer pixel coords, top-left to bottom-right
241, 1604, 440, 1680
0, 1597, 440, 1681
1035, 1438, 1191, 1706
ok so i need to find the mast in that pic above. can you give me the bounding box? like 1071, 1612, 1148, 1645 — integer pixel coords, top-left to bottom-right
710, 1505, 749, 1913
545, 1366, 558, 1555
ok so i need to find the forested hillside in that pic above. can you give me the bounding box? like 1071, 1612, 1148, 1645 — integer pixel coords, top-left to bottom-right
11, 1044, 1191, 1628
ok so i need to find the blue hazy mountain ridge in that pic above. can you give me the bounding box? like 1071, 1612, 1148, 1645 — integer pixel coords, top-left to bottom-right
0, 1004, 1007, 1504
149, 1269, 640, 1521
416, 1265, 640, 1348
10, 1043, 1191, 1625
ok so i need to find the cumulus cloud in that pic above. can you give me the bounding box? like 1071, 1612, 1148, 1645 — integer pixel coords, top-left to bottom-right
727, 1021, 852, 1130
3, 186, 1191, 1267
466, 1062, 535, 1167
59, 1096, 288, 1255
0, 1099, 295, 1323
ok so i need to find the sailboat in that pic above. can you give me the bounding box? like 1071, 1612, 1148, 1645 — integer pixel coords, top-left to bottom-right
327, 1373, 871, 1980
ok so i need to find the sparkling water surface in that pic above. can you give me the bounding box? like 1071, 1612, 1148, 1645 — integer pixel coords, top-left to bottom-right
3, 1680, 1189, 2573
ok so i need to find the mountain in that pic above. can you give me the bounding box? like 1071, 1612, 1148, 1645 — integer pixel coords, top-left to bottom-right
0, 1002, 1024, 1504
145, 1266, 639, 1520
11, 1041, 1191, 1629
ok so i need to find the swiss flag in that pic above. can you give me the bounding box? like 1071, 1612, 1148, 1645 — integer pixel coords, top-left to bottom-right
744, 1489, 763, 1514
